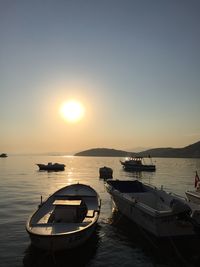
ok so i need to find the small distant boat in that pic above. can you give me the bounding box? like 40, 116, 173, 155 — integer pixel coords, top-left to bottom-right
185, 171, 200, 204
120, 156, 156, 172
0, 153, 7, 158
26, 183, 101, 251
36, 162, 65, 171
99, 166, 113, 179
105, 179, 200, 238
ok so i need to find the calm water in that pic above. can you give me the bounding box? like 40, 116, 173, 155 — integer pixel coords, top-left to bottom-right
0, 155, 200, 267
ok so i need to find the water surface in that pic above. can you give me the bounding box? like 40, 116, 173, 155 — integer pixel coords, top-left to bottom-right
0, 155, 200, 267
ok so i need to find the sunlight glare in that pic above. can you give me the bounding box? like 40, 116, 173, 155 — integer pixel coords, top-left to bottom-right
60, 100, 85, 123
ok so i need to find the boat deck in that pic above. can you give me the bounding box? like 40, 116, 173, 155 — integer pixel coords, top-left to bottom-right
37, 208, 96, 224
124, 192, 171, 212
31, 207, 96, 235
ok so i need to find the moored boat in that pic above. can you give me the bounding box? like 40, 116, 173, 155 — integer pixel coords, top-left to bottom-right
185, 171, 200, 204
105, 179, 200, 238
36, 162, 65, 171
120, 156, 156, 172
99, 166, 113, 179
0, 153, 8, 158
26, 183, 101, 251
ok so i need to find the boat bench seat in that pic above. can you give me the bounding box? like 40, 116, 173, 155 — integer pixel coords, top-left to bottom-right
30, 223, 53, 228
38, 211, 53, 224
86, 210, 95, 218
54, 194, 97, 199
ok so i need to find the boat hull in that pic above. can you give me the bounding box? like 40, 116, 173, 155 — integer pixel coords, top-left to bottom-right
37, 163, 65, 171
110, 193, 195, 237
120, 157, 156, 172
122, 165, 156, 172
28, 223, 97, 251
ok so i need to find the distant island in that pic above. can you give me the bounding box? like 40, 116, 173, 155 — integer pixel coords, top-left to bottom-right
75, 148, 129, 157
74, 141, 200, 158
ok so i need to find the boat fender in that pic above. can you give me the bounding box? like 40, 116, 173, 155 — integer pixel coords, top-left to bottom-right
130, 196, 137, 203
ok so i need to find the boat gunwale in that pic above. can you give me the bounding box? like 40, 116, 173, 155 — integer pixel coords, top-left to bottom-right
186, 191, 200, 197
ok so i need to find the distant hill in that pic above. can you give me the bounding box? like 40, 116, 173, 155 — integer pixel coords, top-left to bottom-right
74, 141, 200, 158
74, 148, 132, 157
137, 141, 200, 158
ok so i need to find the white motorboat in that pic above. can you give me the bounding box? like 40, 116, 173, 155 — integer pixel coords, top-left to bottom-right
26, 183, 101, 251
120, 156, 156, 172
105, 179, 200, 238
185, 171, 200, 204
36, 162, 65, 171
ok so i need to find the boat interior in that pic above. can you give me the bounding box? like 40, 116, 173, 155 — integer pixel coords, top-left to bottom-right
108, 180, 190, 215
125, 192, 171, 213
107, 180, 147, 193
29, 194, 100, 234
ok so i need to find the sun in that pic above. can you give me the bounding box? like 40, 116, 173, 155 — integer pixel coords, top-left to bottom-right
60, 100, 85, 123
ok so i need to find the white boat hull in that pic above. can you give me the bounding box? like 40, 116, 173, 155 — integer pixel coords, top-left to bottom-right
28, 223, 96, 251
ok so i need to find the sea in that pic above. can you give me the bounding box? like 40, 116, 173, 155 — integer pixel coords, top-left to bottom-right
1, 155, 200, 267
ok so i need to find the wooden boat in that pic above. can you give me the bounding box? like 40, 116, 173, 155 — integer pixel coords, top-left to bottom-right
105, 179, 200, 238
185, 171, 200, 204
26, 183, 101, 251
0, 153, 7, 158
99, 166, 113, 179
120, 156, 156, 172
36, 162, 65, 171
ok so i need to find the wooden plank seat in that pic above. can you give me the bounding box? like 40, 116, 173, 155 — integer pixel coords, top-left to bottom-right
54, 195, 97, 199
86, 210, 94, 218
86, 210, 99, 218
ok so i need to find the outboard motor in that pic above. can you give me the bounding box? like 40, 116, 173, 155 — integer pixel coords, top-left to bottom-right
170, 199, 192, 220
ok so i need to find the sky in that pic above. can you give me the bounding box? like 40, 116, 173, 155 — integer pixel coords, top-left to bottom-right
0, 0, 200, 154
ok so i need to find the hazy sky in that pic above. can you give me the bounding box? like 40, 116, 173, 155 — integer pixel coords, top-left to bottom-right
0, 0, 199, 154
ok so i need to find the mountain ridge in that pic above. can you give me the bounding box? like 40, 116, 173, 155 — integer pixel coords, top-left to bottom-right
74, 141, 200, 158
